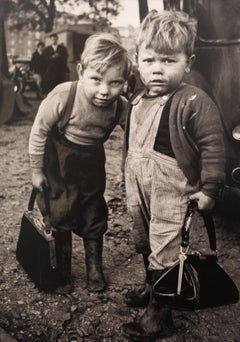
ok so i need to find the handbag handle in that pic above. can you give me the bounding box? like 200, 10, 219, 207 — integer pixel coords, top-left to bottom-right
27, 185, 52, 233
201, 212, 217, 251
181, 200, 217, 252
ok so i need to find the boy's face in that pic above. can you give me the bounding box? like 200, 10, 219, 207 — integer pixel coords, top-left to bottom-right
137, 46, 194, 96
77, 63, 125, 107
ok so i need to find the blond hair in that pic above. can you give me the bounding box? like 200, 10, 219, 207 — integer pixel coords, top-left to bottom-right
80, 32, 133, 80
137, 10, 197, 56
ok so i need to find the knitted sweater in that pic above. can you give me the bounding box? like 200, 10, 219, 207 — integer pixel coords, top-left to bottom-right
125, 83, 226, 199
29, 81, 127, 168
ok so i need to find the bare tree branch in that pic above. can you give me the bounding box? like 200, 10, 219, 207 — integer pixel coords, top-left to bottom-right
5, 0, 121, 33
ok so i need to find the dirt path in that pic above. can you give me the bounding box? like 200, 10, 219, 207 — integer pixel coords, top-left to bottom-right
0, 95, 240, 341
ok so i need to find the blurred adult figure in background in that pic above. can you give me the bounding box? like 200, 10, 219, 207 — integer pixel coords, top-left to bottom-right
30, 42, 46, 99
43, 33, 68, 94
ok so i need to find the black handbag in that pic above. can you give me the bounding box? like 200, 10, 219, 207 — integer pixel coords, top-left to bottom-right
16, 187, 72, 291
215, 184, 240, 217
153, 201, 239, 310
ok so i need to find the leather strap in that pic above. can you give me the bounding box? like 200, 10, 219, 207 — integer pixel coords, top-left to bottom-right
181, 200, 198, 248
181, 200, 217, 252
27, 185, 50, 215
27, 188, 38, 211
202, 212, 217, 251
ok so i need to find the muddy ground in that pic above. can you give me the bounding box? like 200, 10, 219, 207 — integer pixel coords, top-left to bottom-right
0, 92, 240, 342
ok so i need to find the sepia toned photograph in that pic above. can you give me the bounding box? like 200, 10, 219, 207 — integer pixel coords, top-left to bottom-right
0, 1, 240, 341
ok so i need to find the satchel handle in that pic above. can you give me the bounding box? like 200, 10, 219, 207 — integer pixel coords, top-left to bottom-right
27, 188, 39, 212
181, 200, 217, 252
27, 185, 52, 233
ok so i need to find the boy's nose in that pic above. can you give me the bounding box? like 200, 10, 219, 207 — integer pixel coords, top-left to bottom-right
152, 62, 164, 74
99, 84, 109, 95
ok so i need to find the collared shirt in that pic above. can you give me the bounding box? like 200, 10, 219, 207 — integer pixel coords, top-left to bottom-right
52, 44, 58, 52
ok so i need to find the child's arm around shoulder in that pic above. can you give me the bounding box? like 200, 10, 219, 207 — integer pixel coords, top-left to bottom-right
31, 168, 48, 192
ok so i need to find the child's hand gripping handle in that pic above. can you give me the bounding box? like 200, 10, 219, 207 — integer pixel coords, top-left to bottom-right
31, 168, 48, 192
28, 183, 51, 234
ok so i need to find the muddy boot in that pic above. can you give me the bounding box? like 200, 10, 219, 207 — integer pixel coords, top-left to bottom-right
53, 230, 73, 295
125, 254, 151, 307
122, 271, 174, 341
83, 238, 106, 292
122, 300, 174, 341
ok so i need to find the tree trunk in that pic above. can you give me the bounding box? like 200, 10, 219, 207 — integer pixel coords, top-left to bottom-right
0, 1, 15, 125
0, 2, 9, 77
163, 0, 180, 10
138, 0, 149, 22
45, 0, 56, 33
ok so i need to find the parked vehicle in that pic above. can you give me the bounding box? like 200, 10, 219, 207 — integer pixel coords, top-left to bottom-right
180, 0, 240, 215
0, 6, 14, 124
10, 57, 37, 95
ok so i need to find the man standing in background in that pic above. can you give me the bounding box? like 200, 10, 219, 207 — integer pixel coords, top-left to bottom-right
30, 41, 46, 99
43, 33, 68, 94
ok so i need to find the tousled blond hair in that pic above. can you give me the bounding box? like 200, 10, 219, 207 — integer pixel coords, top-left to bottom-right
80, 32, 133, 80
137, 10, 197, 56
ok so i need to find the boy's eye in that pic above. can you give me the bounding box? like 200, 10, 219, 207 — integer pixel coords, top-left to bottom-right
162, 58, 176, 64
91, 77, 101, 82
110, 80, 123, 87
142, 58, 154, 64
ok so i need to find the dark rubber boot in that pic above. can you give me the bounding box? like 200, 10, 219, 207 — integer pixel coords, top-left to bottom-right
122, 301, 174, 341
122, 297, 174, 341
122, 270, 174, 341
125, 254, 151, 307
83, 238, 106, 292
53, 230, 73, 295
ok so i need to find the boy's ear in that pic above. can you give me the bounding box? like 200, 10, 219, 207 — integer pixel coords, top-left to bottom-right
134, 52, 138, 63
76, 63, 83, 76
135, 52, 139, 69
185, 54, 195, 73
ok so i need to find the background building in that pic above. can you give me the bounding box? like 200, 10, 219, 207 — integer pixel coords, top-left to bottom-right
5, 13, 136, 81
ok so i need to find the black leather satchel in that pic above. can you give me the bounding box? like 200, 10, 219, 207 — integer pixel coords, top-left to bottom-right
153, 201, 239, 310
16, 187, 72, 291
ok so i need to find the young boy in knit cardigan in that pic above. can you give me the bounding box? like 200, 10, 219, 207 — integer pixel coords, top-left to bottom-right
122, 10, 225, 341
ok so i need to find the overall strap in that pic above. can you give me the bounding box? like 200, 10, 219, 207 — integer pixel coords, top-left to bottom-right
58, 80, 78, 134
114, 97, 124, 125
125, 89, 145, 151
